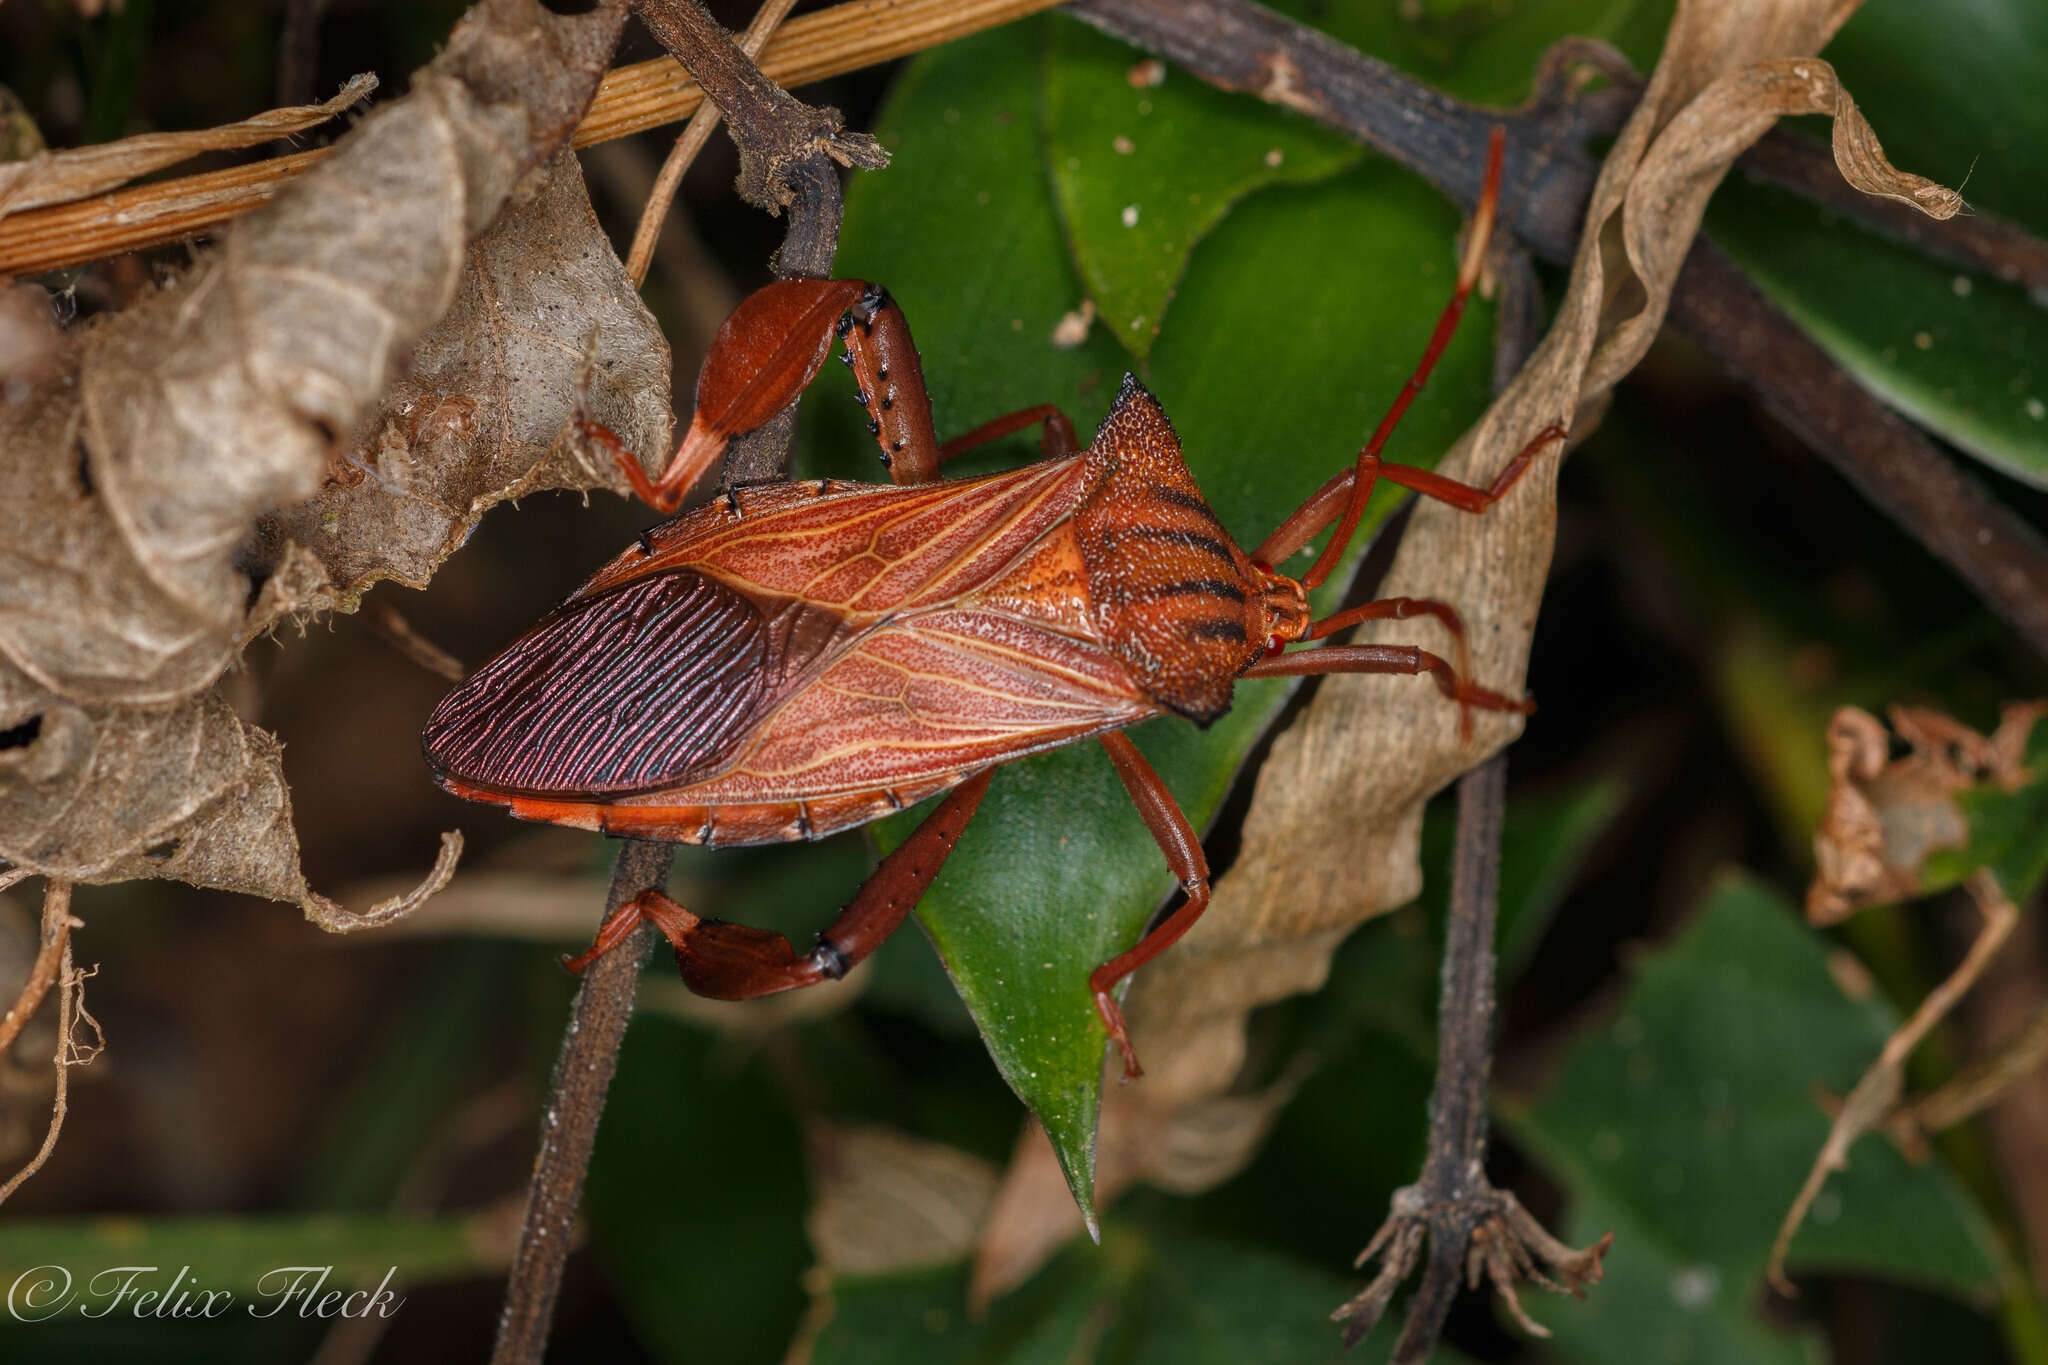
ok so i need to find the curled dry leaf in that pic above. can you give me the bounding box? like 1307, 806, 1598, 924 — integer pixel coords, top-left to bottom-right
1809, 701, 2048, 924
0, 74, 376, 218
974, 0, 1968, 1293
0, 0, 641, 920
256, 147, 672, 605
0, 685, 461, 923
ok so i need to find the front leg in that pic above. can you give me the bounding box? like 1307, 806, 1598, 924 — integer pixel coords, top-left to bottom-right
564, 770, 993, 995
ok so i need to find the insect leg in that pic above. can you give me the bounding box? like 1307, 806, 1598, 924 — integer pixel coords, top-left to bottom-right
838, 284, 950, 485
1301, 596, 1474, 719
937, 404, 1079, 468
1253, 420, 1567, 570
622, 278, 873, 512
1242, 642, 1533, 742
1089, 731, 1213, 1083
563, 770, 994, 996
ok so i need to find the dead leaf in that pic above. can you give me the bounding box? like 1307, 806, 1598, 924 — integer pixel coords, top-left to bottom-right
256, 147, 672, 606
975, 0, 1968, 1293
1809, 701, 2048, 924
0, 680, 458, 923
0, 74, 376, 218
0, 0, 636, 920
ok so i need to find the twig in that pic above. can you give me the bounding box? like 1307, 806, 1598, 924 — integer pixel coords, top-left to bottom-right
1331, 248, 1601, 1355
625, 0, 802, 286
489, 7, 859, 1357
630, 0, 886, 212
0, 0, 1061, 277
1066, 0, 1607, 265
0, 881, 88, 1209
1333, 758, 1608, 1356
0, 877, 67, 1059
1910, 998, 2048, 1134
490, 839, 670, 1364
1767, 870, 2020, 1294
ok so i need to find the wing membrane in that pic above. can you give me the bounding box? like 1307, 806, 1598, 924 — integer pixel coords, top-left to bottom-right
423, 570, 765, 796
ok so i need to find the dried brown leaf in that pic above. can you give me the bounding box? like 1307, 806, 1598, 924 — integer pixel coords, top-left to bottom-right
1809, 701, 2048, 924
0, 680, 458, 921
256, 147, 671, 605
0, 74, 376, 218
0, 0, 634, 919
977, 0, 1968, 1291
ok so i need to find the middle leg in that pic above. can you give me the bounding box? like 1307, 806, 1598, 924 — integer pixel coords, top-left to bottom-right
1091, 731, 1213, 1082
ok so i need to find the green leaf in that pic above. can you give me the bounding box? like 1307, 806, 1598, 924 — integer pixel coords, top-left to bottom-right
585, 1016, 810, 1365
1510, 872, 2003, 1358
1043, 21, 1361, 358
1540, 1192, 1825, 1365
1704, 0, 2048, 489
803, 1220, 1394, 1365
1708, 179, 2048, 491
802, 15, 1496, 1227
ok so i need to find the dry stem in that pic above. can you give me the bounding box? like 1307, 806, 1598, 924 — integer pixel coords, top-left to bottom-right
0, 0, 1063, 277
0, 880, 95, 1209
625, 0, 803, 286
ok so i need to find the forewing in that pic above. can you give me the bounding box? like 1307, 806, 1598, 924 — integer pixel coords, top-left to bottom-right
691, 607, 1156, 800
423, 570, 766, 797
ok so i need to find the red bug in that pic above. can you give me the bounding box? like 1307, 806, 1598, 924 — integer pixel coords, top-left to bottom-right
422, 129, 1558, 1079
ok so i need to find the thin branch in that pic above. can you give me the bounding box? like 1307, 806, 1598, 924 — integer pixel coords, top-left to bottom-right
1669, 241, 2048, 655
0, 882, 85, 1209
489, 6, 861, 1357
631, 0, 885, 212
0, 877, 67, 1059
0, 0, 1063, 277
625, 0, 803, 286
490, 839, 670, 1365
1066, 0, 1607, 264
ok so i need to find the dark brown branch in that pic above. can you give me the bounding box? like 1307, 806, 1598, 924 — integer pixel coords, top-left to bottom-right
491, 9, 865, 1360
1074, 0, 2048, 663
489, 838, 668, 1365
1669, 241, 2048, 652
630, 0, 886, 215
1337, 757, 1610, 1355
1065, 0, 1611, 264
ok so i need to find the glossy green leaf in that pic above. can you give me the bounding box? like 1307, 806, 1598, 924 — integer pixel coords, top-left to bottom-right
801, 16, 1495, 1226
1709, 179, 2048, 490
803, 1221, 1410, 1365
585, 1016, 810, 1365
1510, 873, 2003, 1359
1705, 0, 2048, 488
1043, 22, 1361, 358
